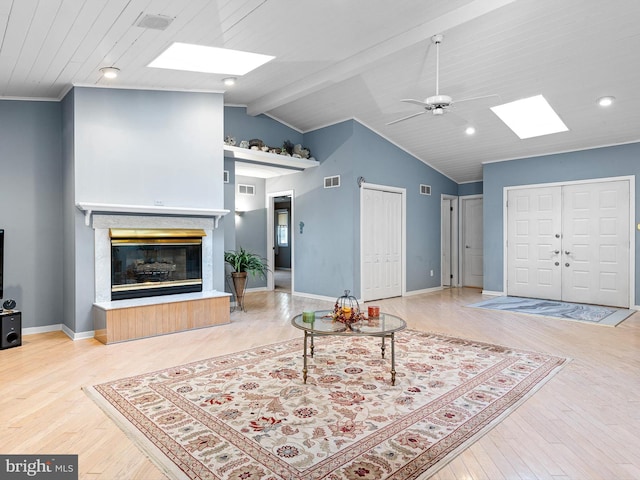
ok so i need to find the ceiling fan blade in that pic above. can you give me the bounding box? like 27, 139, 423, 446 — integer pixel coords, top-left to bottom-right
387, 111, 427, 126
400, 98, 429, 107
452, 93, 500, 106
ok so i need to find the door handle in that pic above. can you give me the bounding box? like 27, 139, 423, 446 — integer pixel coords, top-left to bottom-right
551, 250, 560, 254
555, 262, 560, 266
465, 245, 471, 249
564, 250, 571, 255
565, 263, 570, 267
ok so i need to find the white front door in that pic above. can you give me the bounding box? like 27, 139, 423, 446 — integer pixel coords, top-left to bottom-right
362, 187, 403, 301
461, 196, 484, 288
506, 180, 630, 307
507, 187, 562, 299
561, 181, 630, 307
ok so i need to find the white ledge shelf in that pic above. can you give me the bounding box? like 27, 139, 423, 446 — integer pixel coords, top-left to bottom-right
224, 145, 319, 171
76, 202, 230, 228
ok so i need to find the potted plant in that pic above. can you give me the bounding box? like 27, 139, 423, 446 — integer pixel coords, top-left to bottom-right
224, 247, 269, 311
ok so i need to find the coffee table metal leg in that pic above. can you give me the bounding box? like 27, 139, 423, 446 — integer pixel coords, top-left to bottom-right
310, 332, 314, 358
390, 333, 396, 386
303, 331, 308, 384
381, 336, 386, 359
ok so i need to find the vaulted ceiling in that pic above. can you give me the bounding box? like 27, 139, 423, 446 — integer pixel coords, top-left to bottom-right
2, 0, 639, 182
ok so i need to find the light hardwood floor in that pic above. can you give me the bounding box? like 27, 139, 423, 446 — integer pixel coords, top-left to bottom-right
1, 288, 638, 479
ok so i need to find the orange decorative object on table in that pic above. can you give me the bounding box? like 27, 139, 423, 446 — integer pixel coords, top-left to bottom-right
368, 306, 380, 317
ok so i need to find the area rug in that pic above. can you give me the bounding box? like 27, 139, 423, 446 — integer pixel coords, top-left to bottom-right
84, 331, 567, 479
468, 296, 634, 326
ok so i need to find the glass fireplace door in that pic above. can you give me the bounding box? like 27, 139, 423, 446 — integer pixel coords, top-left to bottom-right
110, 229, 204, 300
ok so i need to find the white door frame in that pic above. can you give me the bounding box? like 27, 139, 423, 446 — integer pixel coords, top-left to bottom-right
441, 194, 459, 286
266, 189, 294, 292
503, 175, 635, 307
360, 182, 406, 300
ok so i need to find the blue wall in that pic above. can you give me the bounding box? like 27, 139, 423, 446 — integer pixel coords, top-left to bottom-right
264, 119, 457, 298
0, 100, 63, 329
234, 175, 268, 289
223, 106, 303, 289
74, 88, 224, 208
351, 122, 457, 293
458, 181, 483, 196
224, 106, 303, 148
483, 143, 640, 306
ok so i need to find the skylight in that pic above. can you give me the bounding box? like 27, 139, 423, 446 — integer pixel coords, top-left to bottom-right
148, 42, 275, 75
490, 95, 568, 139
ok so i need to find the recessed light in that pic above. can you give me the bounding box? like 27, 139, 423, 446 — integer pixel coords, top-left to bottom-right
99, 67, 120, 79
597, 96, 615, 107
223, 77, 237, 86
148, 42, 274, 75
490, 94, 568, 139
465, 126, 476, 135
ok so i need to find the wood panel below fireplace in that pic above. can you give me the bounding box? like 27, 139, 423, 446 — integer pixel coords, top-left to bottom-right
93, 292, 230, 344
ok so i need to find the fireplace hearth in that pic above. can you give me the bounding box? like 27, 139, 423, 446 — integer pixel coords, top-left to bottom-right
110, 229, 204, 300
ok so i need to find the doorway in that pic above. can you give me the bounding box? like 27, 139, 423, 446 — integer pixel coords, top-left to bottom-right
441, 195, 459, 287
267, 190, 294, 293
506, 178, 632, 308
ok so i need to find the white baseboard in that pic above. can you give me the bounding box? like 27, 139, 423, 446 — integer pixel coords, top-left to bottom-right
245, 286, 268, 293
481, 290, 505, 296
22, 323, 94, 341
404, 286, 443, 297
22, 324, 62, 336
62, 324, 94, 340
291, 291, 336, 303
291, 287, 445, 303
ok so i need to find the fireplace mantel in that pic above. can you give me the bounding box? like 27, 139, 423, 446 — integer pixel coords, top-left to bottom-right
76, 202, 229, 228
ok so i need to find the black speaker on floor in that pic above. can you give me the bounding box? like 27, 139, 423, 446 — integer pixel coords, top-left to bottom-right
1, 310, 21, 349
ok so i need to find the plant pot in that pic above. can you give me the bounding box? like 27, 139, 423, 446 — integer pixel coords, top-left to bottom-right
231, 272, 248, 311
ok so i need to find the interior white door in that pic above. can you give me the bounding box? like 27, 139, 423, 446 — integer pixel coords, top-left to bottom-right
561, 180, 629, 307
461, 197, 484, 288
506, 180, 630, 307
362, 188, 402, 301
507, 187, 562, 299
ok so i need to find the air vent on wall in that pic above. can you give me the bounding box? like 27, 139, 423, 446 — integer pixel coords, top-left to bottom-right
135, 13, 174, 30
420, 184, 432, 196
238, 184, 255, 195
324, 175, 340, 188
224, 170, 229, 183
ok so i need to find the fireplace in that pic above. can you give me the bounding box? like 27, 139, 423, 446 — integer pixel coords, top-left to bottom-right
110, 229, 204, 300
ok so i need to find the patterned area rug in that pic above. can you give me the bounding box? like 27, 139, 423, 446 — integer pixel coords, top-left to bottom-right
84, 331, 567, 479
468, 296, 634, 326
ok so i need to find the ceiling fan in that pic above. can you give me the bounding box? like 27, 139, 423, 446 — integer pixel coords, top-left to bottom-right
387, 34, 498, 126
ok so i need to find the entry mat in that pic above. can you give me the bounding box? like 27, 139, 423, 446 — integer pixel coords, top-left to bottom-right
468, 296, 634, 326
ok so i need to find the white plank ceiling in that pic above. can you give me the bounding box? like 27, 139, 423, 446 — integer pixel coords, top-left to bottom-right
1, 0, 639, 182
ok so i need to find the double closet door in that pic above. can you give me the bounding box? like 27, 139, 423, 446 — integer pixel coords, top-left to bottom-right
507, 180, 630, 308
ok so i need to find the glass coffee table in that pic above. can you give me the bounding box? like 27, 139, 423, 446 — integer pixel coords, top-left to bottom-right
291, 310, 406, 385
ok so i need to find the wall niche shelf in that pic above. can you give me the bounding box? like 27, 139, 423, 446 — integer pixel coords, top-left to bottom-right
76, 202, 229, 227
224, 145, 319, 174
